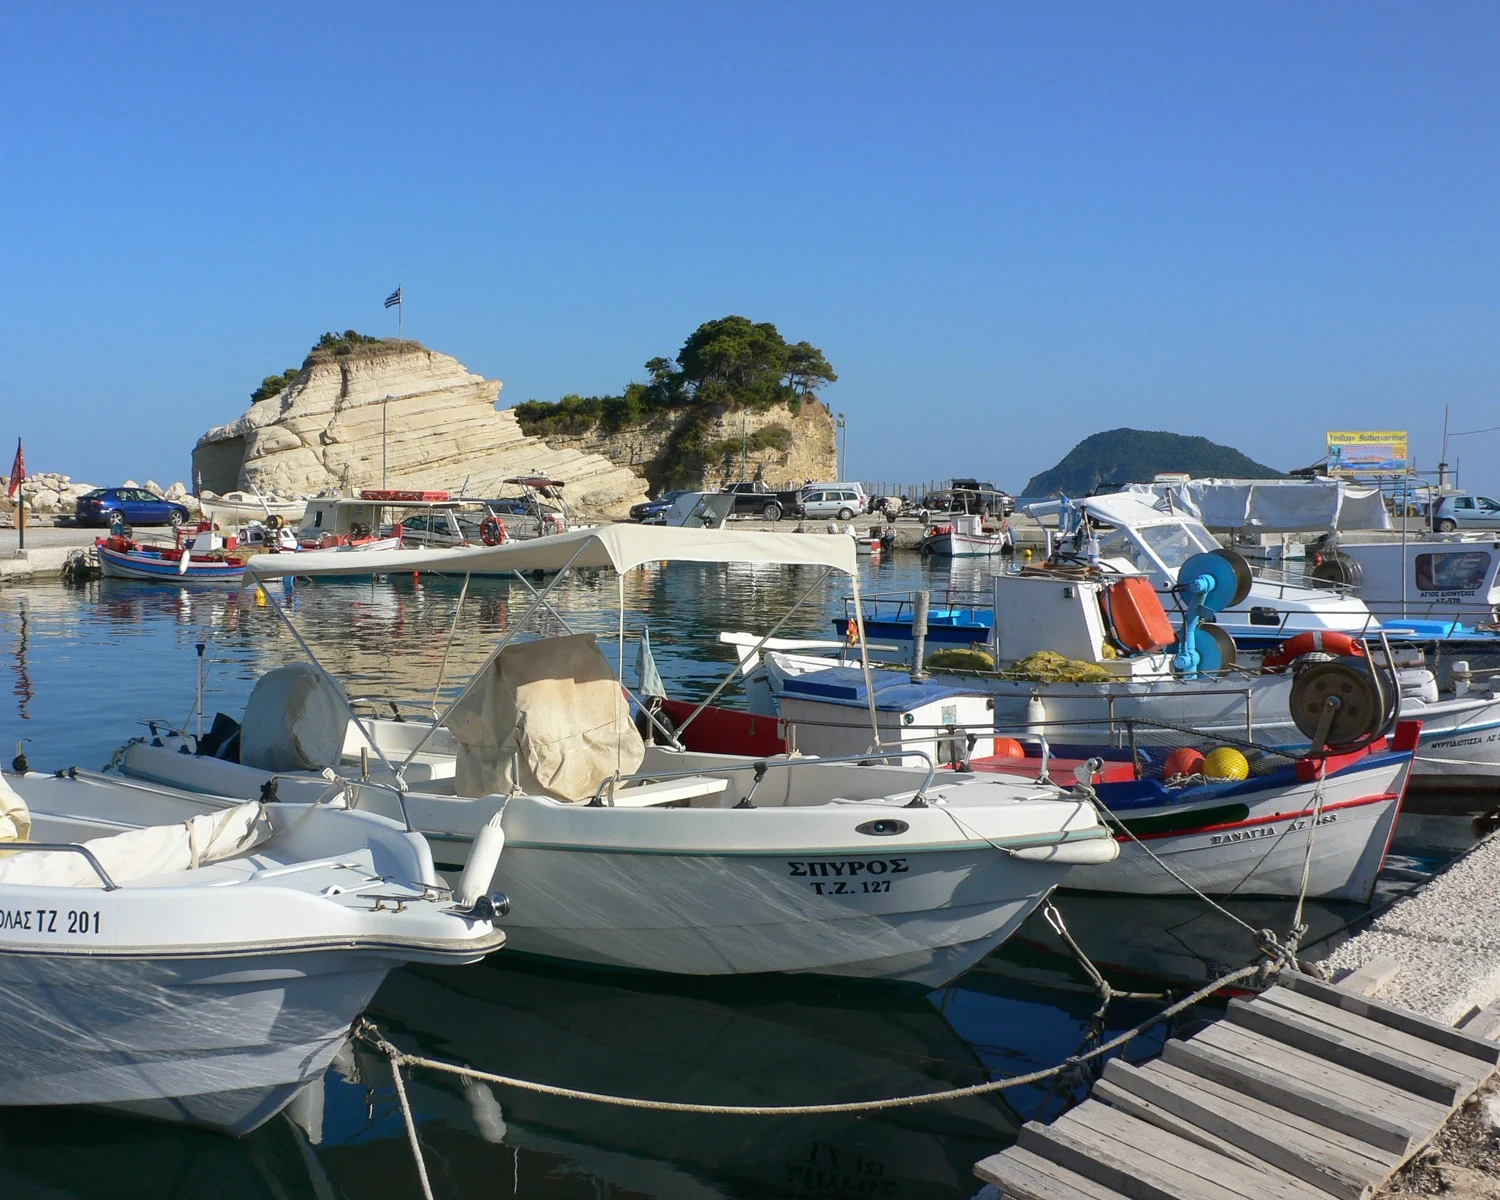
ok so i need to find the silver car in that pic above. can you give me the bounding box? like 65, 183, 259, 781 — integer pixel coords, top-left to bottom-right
799, 488, 863, 521
1432, 493, 1500, 532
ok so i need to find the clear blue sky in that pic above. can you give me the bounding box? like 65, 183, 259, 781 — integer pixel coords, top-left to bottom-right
2, 3, 1496, 493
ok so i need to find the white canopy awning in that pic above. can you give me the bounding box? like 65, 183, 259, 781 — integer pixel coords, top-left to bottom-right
1124, 479, 1392, 532
243, 524, 858, 582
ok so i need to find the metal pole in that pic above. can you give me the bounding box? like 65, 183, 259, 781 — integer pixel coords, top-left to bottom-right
675, 567, 835, 737
400, 541, 593, 769
911, 589, 930, 680
382, 398, 388, 489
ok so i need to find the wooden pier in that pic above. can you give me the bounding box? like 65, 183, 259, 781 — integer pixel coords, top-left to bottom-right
975, 969, 1500, 1200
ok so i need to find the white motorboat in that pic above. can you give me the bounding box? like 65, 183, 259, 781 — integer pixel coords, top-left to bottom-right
1030, 492, 1379, 648
0, 767, 503, 1134
198, 490, 307, 526
920, 512, 1010, 557
118, 525, 1120, 989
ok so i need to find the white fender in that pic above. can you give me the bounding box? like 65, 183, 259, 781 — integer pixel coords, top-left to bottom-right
455, 813, 505, 907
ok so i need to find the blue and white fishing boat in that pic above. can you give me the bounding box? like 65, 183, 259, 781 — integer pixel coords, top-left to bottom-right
96, 532, 249, 583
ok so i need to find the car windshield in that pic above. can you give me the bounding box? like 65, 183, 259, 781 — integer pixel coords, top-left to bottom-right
82, 489, 106, 499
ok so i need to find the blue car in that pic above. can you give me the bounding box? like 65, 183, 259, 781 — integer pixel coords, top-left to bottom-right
629, 491, 688, 522
74, 487, 191, 528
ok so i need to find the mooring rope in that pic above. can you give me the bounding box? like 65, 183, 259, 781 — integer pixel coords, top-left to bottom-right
355, 958, 1264, 1176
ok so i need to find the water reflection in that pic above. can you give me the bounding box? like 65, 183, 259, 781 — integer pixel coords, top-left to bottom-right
319, 958, 1022, 1200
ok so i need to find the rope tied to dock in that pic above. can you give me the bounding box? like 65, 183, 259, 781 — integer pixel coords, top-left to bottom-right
355, 959, 1267, 1196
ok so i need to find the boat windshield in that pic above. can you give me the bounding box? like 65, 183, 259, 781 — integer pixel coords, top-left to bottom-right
1098, 520, 1218, 574
1138, 521, 1219, 570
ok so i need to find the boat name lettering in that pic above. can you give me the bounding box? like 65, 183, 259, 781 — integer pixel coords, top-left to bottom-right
0, 909, 100, 935
1209, 813, 1336, 846
1430, 734, 1498, 749
786, 858, 908, 878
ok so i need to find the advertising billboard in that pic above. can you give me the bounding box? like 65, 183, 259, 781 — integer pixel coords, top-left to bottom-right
1326, 430, 1409, 476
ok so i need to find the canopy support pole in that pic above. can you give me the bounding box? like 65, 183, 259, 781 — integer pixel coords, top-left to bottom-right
250, 579, 405, 790
848, 569, 882, 750
675, 566, 834, 739
430, 573, 472, 716
399, 543, 591, 770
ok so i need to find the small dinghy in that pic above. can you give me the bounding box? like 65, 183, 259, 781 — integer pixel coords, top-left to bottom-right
0, 767, 504, 1134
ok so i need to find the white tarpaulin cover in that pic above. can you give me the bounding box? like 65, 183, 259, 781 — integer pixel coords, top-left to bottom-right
445, 633, 644, 802
240, 663, 349, 773
1124, 479, 1392, 532
0, 801, 270, 887
243, 524, 858, 582
0, 772, 31, 844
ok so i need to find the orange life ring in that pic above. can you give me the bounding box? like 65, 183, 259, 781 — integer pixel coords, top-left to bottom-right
1261, 630, 1366, 673
480, 516, 508, 546
845, 618, 859, 645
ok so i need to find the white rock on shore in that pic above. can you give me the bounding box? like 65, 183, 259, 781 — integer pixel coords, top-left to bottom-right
192, 340, 648, 516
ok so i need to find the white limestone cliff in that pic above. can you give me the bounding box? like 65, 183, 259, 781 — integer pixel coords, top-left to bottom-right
193, 341, 647, 515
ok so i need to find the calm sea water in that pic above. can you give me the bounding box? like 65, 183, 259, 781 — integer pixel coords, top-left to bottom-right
0, 556, 1466, 1200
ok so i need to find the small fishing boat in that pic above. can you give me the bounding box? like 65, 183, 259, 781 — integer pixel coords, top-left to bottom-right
118, 526, 1121, 989
0, 767, 503, 1134
920, 512, 1011, 557
198, 489, 307, 526
96, 532, 248, 582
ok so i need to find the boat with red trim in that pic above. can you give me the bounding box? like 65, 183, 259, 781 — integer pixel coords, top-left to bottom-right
95, 533, 248, 582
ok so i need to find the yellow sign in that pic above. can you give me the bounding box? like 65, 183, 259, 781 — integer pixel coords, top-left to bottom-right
1326, 430, 1408, 475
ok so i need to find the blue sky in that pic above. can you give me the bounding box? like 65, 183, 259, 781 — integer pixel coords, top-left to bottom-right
1, 3, 1496, 493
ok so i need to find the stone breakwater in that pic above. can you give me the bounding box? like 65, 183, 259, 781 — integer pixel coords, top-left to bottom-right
193, 341, 648, 516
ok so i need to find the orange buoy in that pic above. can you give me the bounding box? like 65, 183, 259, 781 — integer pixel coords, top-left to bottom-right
993, 737, 1025, 759
1162, 746, 1205, 779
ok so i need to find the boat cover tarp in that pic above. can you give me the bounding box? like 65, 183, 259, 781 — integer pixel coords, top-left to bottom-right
0, 800, 270, 887
242, 524, 858, 582
0, 773, 31, 843
1124, 479, 1392, 532
445, 633, 644, 802
240, 663, 349, 773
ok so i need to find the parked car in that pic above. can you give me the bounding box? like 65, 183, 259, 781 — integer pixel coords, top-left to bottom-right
74, 487, 191, 528
802, 482, 871, 513
798, 486, 864, 521
720, 481, 803, 521
1432, 493, 1500, 532
630, 491, 689, 523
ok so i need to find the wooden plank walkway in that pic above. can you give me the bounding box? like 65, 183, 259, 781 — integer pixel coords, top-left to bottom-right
974, 970, 1500, 1200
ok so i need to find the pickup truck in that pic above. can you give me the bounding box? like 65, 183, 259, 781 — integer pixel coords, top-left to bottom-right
720, 481, 803, 521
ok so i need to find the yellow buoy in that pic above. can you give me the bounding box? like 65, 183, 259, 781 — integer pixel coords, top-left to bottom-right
1203, 747, 1249, 781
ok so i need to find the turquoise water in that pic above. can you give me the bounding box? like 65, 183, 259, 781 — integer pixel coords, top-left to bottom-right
0, 559, 1464, 1199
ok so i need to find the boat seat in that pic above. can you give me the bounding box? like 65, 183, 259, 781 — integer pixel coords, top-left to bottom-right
608, 775, 730, 808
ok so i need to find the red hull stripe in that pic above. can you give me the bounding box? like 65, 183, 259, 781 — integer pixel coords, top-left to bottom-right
1124, 791, 1399, 842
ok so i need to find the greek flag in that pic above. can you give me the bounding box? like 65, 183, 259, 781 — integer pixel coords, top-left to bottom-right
636, 627, 666, 699
384, 286, 402, 309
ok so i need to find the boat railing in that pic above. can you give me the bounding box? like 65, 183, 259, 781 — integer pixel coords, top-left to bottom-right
2, 842, 120, 890
590, 749, 939, 807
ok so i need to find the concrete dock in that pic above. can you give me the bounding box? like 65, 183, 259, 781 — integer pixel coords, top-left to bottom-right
1318, 834, 1500, 1027
0, 524, 99, 584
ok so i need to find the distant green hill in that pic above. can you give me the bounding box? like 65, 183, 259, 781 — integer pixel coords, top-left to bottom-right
1024, 428, 1283, 497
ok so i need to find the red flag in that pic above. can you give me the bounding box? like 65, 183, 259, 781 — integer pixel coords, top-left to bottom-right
6, 439, 21, 499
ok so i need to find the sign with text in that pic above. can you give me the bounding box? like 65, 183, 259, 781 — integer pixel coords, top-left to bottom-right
1326, 430, 1409, 475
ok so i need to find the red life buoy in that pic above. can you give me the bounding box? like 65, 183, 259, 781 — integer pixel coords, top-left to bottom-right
480, 517, 508, 546
1261, 630, 1366, 673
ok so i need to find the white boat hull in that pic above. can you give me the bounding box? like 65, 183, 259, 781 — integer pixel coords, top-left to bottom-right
488, 842, 1071, 987
0, 948, 390, 1134
1069, 756, 1409, 902
121, 739, 1116, 987
923, 531, 1009, 557
0, 771, 503, 1133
